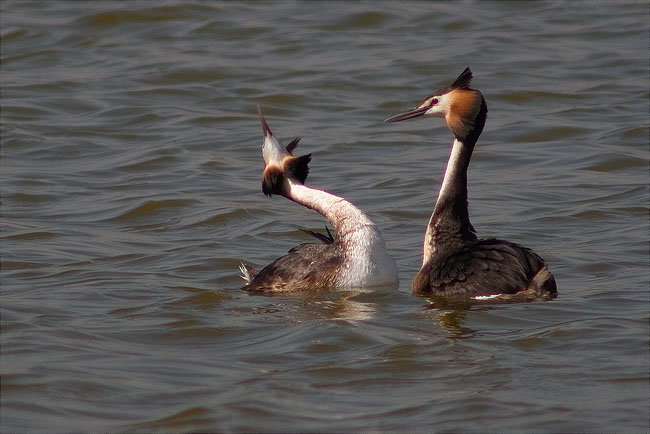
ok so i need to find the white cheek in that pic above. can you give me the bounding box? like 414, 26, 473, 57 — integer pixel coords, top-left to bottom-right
425, 99, 449, 118
262, 136, 287, 165
425, 107, 445, 118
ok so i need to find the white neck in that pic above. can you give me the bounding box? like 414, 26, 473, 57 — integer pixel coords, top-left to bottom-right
436, 137, 465, 208
423, 137, 469, 263
287, 180, 374, 243
286, 179, 398, 286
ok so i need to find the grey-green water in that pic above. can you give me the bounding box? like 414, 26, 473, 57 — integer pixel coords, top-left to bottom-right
1, 1, 648, 432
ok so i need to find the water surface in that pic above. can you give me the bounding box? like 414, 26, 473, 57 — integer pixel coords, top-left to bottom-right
1, 1, 648, 432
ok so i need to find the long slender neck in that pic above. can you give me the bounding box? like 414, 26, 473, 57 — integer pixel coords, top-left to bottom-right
285, 175, 398, 287
435, 136, 474, 222
285, 180, 378, 245
423, 135, 478, 262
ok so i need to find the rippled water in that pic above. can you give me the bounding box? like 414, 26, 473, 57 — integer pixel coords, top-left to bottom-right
2, 1, 648, 432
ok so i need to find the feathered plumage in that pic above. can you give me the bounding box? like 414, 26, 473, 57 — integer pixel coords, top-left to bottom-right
240, 106, 398, 293
386, 68, 556, 300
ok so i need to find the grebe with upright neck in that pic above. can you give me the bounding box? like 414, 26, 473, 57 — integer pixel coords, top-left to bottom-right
385, 68, 556, 300
240, 106, 398, 293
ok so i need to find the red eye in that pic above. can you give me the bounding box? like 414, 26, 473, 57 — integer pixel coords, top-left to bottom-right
432, 98, 439, 105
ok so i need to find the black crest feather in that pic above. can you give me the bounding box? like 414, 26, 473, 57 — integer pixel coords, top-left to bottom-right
449, 67, 473, 90
257, 104, 272, 137
286, 137, 301, 154
284, 154, 311, 185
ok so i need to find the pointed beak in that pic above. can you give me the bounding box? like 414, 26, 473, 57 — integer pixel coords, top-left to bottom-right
384, 106, 428, 123
257, 104, 272, 137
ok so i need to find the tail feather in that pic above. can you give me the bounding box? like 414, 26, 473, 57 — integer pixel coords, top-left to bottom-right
239, 263, 256, 284
528, 265, 557, 298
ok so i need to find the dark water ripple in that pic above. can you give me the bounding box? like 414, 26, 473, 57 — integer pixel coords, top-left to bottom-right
1, 1, 648, 432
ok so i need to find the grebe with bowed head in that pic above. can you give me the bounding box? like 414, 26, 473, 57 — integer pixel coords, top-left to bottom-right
240, 105, 399, 293
385, 68, 556, 300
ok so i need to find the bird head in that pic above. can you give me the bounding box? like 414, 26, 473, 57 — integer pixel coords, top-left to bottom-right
385, 67, 487, 142
257, 105, 311, 197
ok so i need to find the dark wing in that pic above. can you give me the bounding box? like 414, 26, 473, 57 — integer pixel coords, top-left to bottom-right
242, 242, 343, 293
414, 239, 547, 297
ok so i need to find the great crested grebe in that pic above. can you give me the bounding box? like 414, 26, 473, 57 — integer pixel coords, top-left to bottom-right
240, 105, 399, 293
385, 68, 557, 300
